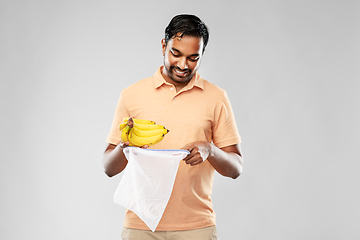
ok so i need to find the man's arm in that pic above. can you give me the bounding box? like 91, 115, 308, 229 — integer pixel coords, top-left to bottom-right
182, 142, 243, 179
102, 143, 129, 177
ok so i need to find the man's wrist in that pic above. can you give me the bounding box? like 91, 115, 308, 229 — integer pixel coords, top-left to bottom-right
208, 142, 216, 159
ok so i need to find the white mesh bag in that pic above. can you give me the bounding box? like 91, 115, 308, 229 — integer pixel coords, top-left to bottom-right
113, 147, 189, 232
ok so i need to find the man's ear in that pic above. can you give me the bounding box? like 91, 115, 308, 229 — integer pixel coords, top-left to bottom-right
161, 38, 166, 56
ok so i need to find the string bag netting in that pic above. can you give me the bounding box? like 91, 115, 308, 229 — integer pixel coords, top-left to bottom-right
114, 146, 189, 232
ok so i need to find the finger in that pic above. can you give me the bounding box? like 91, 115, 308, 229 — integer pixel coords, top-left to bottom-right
181, 143, 191, 150
185, 157, 195, 165
190, 159, 203, 166
186, 157, 203, 166
183, 153, 191, 161
119, 141, 129, 148
185, 152, 201, 165
190, 154, 204, 165
183, 149, 196, 161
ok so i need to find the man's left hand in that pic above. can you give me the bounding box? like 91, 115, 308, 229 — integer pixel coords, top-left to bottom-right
181, 141, 212, 166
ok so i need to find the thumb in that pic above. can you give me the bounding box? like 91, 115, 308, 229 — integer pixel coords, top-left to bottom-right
180, 144, 188, 150
181, 143, 192, 151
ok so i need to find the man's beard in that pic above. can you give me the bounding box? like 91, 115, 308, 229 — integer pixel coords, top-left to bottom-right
164, 65, 195, 83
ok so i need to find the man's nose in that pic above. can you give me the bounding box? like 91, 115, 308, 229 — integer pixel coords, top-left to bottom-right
177, 57, 188, 70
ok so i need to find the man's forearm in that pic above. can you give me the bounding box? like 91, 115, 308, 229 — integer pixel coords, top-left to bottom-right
102, 144, 128, 177
207, 144, 243, 179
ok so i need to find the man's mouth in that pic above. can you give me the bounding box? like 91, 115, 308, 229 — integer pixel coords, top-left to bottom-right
173, 68, 189, 77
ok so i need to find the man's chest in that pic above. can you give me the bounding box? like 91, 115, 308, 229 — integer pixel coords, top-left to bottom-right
126, 89, 219, 146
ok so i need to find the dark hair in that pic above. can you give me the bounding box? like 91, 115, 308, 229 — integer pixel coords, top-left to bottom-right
164, 14, 209, 52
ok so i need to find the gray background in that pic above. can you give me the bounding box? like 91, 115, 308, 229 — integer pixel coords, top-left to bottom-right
1, 0, 359, 239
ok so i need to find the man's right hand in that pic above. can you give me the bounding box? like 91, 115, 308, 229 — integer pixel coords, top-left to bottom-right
102, 142, 129, 177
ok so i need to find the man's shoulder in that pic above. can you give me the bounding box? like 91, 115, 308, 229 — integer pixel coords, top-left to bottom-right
122, 76, 154, 93
201, 78, 226, 95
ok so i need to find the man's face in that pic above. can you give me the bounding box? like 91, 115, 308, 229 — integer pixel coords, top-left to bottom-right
161, 35, 204, 87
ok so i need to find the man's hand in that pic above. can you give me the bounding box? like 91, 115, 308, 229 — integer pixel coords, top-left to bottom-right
119, 141, 130, 149
181, 141, 212, 166
182, 141, 243, 179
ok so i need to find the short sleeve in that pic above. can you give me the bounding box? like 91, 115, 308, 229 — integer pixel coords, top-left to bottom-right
212, 91, 241, 148
106, 90, 130, 145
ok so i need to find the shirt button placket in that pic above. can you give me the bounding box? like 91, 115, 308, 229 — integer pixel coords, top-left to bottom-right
169, 86, 176, 100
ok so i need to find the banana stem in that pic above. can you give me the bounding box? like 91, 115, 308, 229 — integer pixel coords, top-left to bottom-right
127, 117, 134, 128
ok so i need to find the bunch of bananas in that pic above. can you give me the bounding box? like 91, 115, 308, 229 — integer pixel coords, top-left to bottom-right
119, 117, 169, 147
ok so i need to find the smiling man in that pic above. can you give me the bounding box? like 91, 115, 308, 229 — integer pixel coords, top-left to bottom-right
103, 14, 243, 240
161, 34, 203, 91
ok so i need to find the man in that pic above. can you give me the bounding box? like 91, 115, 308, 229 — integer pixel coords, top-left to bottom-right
103, 14, 243, 240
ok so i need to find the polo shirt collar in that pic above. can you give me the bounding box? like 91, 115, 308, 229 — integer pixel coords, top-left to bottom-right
153, 66, 204, 90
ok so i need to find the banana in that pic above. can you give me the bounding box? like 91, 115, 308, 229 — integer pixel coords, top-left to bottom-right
128, 128, 165, 147
132, 125, 169, 137
133, 122, 166, 130
118, 117, 169, 147
123, 117, 156, 125
119, 123, 127, 131
120, 125, 131, 143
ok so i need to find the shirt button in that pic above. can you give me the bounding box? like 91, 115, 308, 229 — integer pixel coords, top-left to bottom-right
170, 87, 174, 91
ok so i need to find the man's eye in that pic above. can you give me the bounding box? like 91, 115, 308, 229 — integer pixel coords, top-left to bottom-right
189, 58, 199, 62
171, 51, 180, 57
